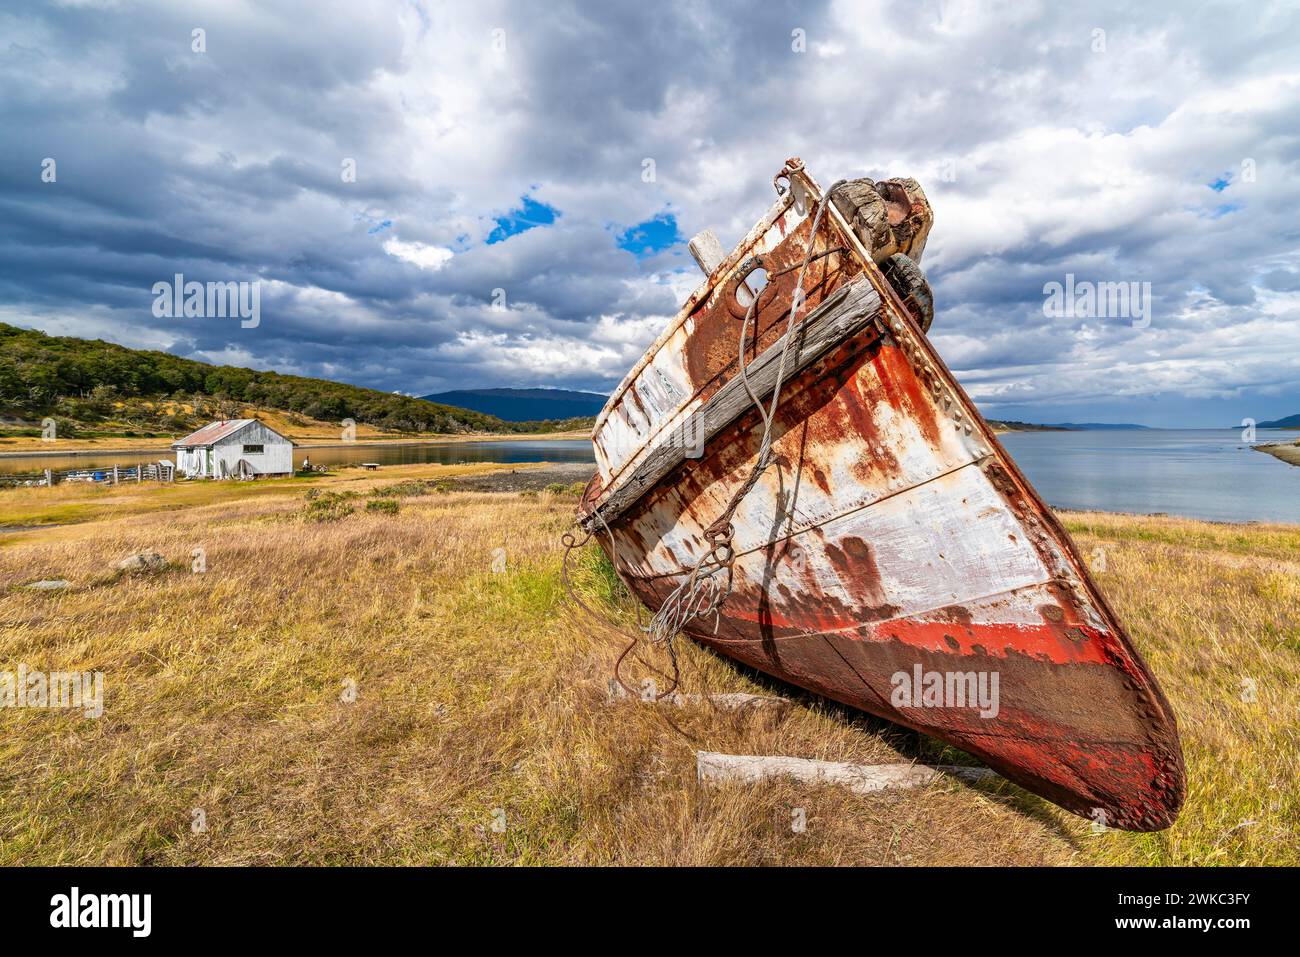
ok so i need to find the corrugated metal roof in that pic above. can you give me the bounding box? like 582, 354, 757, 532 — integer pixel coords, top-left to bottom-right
171, 419, 283, 449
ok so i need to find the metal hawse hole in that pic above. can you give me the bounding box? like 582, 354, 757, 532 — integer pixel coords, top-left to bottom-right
726, 256, 770, 320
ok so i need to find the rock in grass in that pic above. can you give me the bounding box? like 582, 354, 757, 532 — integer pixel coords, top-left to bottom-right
24, 579, 71, 590
115, 551, 168, 573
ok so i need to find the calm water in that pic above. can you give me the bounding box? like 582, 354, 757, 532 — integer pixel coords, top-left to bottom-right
996, 429, 1297, 524
3, 431, 1296, 524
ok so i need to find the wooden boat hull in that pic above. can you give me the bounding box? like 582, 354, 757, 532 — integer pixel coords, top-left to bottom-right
577, 161, 1185, 831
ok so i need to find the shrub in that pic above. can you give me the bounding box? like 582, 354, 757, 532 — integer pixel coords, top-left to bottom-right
365, 498, 400, 515
543, 481, 588, 496
301, 490, 356, 522
369, 480, 428, 499
368, 478, 454, 498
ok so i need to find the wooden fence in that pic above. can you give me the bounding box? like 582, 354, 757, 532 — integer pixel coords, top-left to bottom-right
1, 461, 176, 488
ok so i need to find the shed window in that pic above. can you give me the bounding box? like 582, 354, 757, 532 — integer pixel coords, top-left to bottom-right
242, 444, 264, 454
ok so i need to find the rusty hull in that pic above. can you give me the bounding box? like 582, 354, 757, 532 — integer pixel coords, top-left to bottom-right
577, 163, 1185, 831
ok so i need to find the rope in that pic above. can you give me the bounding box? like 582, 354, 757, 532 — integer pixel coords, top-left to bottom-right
562, 178, 848, 697
562, 506, 683, 699
643, 179, 848, 649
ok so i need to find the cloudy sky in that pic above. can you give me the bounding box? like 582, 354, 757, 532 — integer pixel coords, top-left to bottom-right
4, 0, 1299, 426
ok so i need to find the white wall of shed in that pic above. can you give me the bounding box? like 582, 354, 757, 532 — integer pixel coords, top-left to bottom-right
211, 421, 293, 477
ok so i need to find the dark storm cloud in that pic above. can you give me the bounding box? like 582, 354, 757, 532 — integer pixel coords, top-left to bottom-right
1, 0, 1298, 425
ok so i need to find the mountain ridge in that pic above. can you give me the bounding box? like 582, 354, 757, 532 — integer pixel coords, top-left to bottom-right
1258, 413, 1300, 429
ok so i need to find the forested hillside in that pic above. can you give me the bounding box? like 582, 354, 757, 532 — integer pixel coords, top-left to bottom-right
0, 323, 591, 436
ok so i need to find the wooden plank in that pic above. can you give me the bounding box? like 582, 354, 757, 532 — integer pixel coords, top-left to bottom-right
696, 751, 996, 795
581, 277, 882, 530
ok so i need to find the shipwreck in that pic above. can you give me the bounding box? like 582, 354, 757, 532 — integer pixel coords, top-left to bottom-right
575, 158, 1185, 831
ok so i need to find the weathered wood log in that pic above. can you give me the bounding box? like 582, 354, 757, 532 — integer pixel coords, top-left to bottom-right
582, 277, 883, 530
696, 751, 996, 795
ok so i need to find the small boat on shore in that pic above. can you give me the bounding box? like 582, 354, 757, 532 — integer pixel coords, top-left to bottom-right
576, 158, 1185, 831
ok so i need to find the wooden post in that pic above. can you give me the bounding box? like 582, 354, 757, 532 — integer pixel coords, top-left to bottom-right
136, 464, 142, 483
112, 465, 119, 485
44, 469, 53, 487
688, 229, 726, 275
689, 227, 754, 306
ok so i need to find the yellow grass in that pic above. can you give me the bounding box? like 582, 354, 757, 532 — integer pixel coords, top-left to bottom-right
0, 469, 1295, 865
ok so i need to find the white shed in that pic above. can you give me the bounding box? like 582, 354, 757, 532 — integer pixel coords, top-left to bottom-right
172, 419, 294, 480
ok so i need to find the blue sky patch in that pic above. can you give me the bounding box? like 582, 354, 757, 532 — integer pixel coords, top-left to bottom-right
617, 212, 683, 259
1208, 175, 1231, 192
487, 196, 559, 244
367, 219, 393, 234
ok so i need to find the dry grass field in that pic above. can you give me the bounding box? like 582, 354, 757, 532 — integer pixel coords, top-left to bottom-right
0, 463, 1295, 865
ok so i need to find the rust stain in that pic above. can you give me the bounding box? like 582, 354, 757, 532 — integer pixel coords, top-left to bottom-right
682, 215, 855, 397
823, 535, 894, 615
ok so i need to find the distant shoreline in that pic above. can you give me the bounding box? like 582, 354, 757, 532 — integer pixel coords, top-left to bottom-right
0, 431, 589, 460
